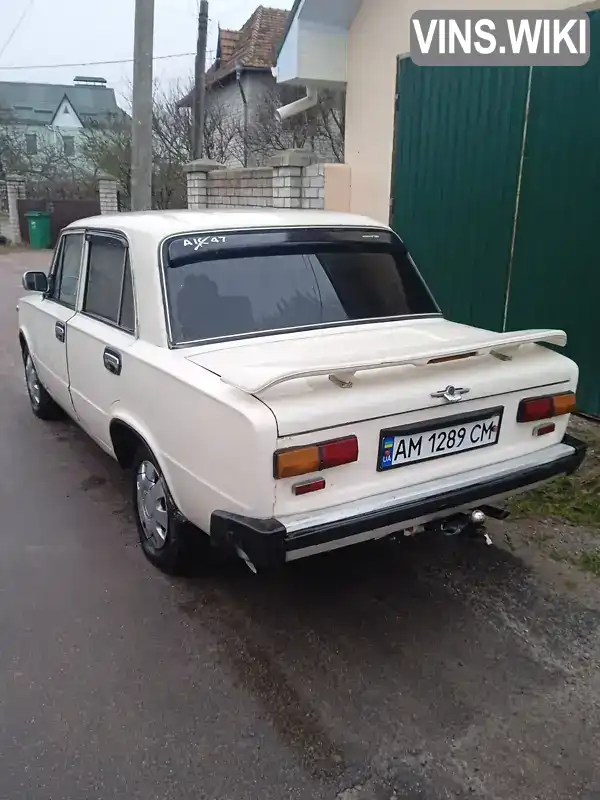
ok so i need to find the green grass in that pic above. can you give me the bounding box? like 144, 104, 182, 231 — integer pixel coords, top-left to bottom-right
509, 472, 600, 528
579, 550, 600, 577
509, 420, 600, 528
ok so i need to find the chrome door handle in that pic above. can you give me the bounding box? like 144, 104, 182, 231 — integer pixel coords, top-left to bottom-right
103, 348, 122, 376
55, 321, 66, 342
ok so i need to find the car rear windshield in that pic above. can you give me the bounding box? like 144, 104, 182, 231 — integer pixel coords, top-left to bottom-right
161, 227, 439, 345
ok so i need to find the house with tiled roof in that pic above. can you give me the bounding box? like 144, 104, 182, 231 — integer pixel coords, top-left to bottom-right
179, 5, 341, 167
0, 76, 120, 172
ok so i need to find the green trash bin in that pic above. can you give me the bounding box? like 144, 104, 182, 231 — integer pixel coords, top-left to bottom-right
25, 211, 52, 250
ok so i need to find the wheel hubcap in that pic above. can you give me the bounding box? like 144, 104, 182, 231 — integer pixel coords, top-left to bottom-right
25, 355, 41, 407
136, 460, 169, 549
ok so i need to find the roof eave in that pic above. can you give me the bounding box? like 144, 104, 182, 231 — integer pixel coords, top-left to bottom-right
275, 0, 361, 88
276, 0, 303, 58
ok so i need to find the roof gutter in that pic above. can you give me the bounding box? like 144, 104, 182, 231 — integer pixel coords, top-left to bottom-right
275, 88, 318, 122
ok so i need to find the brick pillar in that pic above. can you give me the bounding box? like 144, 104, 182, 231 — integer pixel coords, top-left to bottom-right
268, 149, 316, 209
6, 174, 25, 244
183, 159, 221, 210
98, 173, 120, 214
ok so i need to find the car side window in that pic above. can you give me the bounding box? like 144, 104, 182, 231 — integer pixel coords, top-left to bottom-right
49, 233, 84, 309
83, 235, 135, 333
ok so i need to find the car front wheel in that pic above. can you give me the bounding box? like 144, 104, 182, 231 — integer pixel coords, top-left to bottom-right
24, 351, 63, 420
133, 445, 194, 575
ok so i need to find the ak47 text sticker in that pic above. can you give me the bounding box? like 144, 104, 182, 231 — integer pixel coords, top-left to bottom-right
182, 236, 227, 251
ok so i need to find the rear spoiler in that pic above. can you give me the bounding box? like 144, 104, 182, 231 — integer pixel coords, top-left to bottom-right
220, 329, 567, 395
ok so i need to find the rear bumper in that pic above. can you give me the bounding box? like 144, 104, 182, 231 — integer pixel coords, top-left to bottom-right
210, 434, 586, 570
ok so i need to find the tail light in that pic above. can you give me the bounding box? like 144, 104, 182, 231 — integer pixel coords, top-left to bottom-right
517, 391, 576, 423
274, 436, 358, 479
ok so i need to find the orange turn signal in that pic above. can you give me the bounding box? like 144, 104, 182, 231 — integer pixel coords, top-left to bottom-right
275, 445, 320, 479
553, 392, 577, 416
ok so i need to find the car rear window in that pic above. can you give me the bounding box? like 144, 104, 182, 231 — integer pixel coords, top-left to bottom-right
161, 228, 439, 345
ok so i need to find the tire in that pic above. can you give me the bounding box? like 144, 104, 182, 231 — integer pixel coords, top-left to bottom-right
24, 351, 63, 421
132, 444, 196, 575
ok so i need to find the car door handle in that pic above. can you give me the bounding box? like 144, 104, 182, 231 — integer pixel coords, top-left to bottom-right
55, 321, 66, 343
103, 348, 122, 376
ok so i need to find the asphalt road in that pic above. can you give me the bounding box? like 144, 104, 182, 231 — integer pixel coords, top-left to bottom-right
1, 248, 599, 800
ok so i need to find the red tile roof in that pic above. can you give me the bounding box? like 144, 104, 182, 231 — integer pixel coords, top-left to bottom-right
217, 29, 240, 65
179, 6, 289, 106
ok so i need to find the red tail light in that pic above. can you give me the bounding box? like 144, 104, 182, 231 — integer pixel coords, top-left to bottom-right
274, 436, 358, 479
320, 437, 359, 468
517, 392, 576, 423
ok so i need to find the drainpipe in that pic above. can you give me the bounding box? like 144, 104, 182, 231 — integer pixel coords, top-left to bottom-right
275, 88, 318, 122
235, 62, 249, 167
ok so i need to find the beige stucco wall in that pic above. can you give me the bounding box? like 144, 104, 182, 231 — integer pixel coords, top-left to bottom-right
345, 0, 597, 224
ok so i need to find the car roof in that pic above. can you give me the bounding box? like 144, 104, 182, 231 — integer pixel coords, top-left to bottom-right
65, 208, 391, 239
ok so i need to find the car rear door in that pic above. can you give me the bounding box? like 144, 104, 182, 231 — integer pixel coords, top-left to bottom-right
66, 231, 136, 450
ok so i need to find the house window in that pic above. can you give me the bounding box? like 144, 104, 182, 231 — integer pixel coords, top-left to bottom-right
25, 133, 37, 155
63, 136, 75, 156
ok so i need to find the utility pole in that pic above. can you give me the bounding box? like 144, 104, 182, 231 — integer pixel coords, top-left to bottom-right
192, 0, 209, 159
131, 0, 155, 211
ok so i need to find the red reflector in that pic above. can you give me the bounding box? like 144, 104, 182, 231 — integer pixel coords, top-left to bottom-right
534, 423, 556, 437
320, 436, 359, 469
293, 478, 326, 496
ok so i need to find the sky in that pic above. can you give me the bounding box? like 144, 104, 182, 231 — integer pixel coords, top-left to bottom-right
0, 0, 294, 106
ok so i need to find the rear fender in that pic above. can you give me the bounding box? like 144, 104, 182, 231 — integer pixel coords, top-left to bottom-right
109, 404, 185, 514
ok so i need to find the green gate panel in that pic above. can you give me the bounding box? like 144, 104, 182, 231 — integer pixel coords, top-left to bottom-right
506, 10, 600, 416
391, 60, 530, 330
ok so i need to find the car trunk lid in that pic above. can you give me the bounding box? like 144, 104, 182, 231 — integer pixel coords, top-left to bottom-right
185, 318, 570, 437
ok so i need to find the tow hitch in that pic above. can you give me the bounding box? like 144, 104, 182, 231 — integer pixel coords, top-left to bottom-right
430, 505, 509, 546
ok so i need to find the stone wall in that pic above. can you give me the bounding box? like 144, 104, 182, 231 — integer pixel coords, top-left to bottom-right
301, 164, 325, 210
0, 212, 11, 242
184, 150, 347, 213
207, 168, 273, 209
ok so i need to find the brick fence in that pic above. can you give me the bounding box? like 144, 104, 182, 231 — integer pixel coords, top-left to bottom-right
184, 149, 350, 214
207, 167, 274, 208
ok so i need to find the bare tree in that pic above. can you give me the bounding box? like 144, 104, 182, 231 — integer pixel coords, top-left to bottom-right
203, 96, 244, 164
78, 112, 131, 197
79, 82, 241, 209
243, 85, 345, 165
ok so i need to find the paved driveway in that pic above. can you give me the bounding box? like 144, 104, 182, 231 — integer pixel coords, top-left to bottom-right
1, 248, 599, 800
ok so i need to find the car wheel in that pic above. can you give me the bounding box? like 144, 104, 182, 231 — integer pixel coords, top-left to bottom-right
133, 445, 195, 575
24, 351, 63, 420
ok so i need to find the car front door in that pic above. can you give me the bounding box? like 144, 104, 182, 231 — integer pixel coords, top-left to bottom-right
66, 231, 136, 450
25, 231, 85, 416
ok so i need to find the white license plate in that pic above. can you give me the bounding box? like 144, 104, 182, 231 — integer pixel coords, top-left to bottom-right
378, 409, 503, 471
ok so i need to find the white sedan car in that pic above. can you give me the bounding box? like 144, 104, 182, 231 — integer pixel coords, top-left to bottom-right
18, 210, 585, 574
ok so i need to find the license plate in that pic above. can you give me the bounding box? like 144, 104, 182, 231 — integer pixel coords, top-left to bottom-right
377, 408, 503, 471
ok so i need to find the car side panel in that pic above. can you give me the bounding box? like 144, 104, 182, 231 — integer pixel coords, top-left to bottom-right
109, 346, 278, 533
19, 295, 77, 416
66, 314, 137, 451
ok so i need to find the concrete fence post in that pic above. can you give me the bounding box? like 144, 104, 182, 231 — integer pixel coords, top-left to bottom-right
97, 173, 120, 214
268, 149, 317, 209
6, 174, 26, 244
183, 159, 221, 210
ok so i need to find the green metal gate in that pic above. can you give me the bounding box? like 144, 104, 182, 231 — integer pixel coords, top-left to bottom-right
505, 10, 600, 417
391, 10, 600, 415
391, 62, 530, 330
